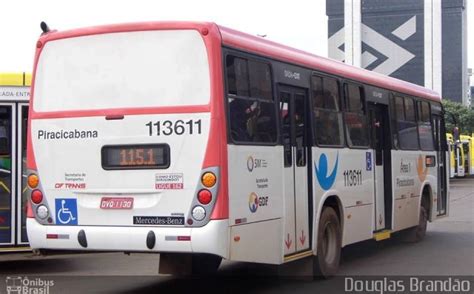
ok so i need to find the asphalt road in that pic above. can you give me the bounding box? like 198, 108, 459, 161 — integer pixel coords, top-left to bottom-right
1, 177, 473, 293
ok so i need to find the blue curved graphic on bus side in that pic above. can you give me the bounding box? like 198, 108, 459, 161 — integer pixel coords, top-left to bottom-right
315, 153, 339, 190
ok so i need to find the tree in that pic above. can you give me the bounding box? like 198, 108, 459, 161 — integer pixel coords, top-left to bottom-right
442, 100, 474, 135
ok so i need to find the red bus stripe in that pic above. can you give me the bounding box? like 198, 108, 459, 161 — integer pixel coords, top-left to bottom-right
31, 105, 210, 119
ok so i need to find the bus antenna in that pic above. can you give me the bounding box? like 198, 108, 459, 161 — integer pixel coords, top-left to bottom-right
40, 22, 51, 34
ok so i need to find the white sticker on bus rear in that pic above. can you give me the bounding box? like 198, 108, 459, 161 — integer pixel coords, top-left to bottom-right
155, 173, 184, 189
55, 172, 87, 189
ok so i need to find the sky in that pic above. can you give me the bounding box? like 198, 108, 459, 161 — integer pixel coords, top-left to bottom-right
0, 0, 473, 84
0, 0, 327, 71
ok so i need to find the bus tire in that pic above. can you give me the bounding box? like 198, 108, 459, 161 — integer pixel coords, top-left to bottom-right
314, 206, 342, 278
403, 204, 428, 243
191, 253, 222, 275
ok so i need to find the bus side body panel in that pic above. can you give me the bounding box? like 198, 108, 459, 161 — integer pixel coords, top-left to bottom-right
229, 218, 283, 264
391, 150, 437, 231
312, 148, 374, 248
227, 145, 284, 264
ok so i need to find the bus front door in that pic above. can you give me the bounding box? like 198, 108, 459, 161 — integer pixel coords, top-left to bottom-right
368, 103, 392, 231
279, 85, 311, 256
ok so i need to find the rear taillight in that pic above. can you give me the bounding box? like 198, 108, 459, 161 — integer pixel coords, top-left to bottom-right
197, 189, 212, 205
31, 190, 43, 204
36, 205, 49, 219
187, 167, 219, 226
26, 171, 51, 223
27, 174, 39, 189
201, 172, 216, 188
191, 206, 206, 221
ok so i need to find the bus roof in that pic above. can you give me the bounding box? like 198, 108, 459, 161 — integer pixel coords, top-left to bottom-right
34, 21, 440, 103
218, 25, 441, 103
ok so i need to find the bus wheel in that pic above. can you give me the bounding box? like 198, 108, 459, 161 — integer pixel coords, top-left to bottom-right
403, 204, 428, 243
314, 206, 341, 278
191, 253, 222, 275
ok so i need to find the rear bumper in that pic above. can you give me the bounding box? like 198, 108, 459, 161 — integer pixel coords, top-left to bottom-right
27, 218, 229, 258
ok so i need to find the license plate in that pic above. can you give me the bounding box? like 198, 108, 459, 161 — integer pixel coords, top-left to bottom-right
100, 197, 134, 209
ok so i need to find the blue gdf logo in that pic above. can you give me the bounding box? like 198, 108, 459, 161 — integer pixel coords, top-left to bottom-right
315, 153, 339, 190
55, 198, 78, 225
248, 192, 259, 213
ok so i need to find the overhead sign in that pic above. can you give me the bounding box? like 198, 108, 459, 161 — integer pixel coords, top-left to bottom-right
0, 87, 30, 99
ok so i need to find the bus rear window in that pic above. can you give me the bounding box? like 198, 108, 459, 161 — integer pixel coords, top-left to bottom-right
33, 30, 210, 112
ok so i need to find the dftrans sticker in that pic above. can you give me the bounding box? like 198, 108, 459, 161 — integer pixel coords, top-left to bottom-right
55, 199, 78, 225
155, 173, 184, 189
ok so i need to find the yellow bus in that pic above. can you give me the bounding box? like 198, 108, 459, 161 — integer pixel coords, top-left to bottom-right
447, 132, 474, 178
447, 133, 455, 178
0, 72, 31, 251
460, 134, 474, 176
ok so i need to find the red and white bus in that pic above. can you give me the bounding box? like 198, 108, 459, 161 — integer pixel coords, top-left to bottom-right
26, 22, 449, 276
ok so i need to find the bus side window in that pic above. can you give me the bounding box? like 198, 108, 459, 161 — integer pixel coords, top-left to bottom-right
248, 59, 272, 101
311, 75, 344, 147
395, 96, 405, 120
343, 83, 369, 148
228, 98, 252, 141
418, 101, 435, 151
226, 55, 277, 144
226, 55, 249, 97
396, 96, 419, 150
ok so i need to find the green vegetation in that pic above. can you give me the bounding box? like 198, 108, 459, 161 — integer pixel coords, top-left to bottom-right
442, 100, 474, 135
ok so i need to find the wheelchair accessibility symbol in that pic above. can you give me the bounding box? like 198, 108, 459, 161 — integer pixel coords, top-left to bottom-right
55, 199, 78, 225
